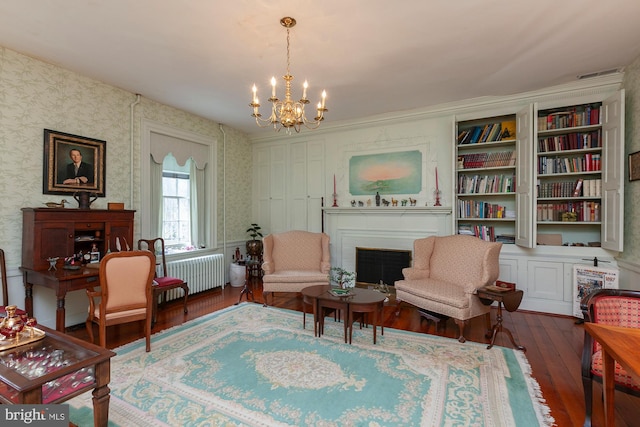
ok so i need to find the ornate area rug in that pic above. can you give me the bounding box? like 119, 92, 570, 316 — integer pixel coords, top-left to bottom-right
68, 303, 553, 426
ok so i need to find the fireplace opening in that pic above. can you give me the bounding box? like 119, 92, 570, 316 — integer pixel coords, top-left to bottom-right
355, 247, 412, 287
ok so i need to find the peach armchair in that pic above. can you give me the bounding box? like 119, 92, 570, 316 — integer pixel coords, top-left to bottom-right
395, 235, 502, 342
261, 230, 331, 306
86, 250, 156, 352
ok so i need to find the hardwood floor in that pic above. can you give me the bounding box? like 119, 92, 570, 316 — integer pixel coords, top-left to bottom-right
68, 278, 639, 427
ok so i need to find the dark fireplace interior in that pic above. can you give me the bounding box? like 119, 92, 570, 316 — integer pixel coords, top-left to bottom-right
355, 247, 412, 286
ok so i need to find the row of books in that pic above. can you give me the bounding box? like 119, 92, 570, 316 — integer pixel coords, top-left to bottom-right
537, 104, 601, 131
537, 178, 602, 198
537, 130, 601, 152
538, 153, 601, 174
457, 174, 516, 194
457, 200, 508, 219
458, 151, 516, 169
457, 120, 516, 144
537, 202, 601, 222
458, 224, 502, 242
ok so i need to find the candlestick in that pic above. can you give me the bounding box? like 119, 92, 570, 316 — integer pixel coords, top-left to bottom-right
434, 167, 441, 206
332, 174, 338, 207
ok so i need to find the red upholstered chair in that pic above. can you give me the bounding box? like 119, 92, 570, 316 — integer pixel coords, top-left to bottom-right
137, 238, 189, 326
580, 288, 640, 427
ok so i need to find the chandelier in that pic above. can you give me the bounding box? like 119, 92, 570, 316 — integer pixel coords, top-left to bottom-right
250, 17, 327, 133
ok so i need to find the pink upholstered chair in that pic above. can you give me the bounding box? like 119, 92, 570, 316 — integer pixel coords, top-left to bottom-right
85, 250, 155, 352
261, 230, 331, 306
138, 238, 189, 326
580, 288, 640, 427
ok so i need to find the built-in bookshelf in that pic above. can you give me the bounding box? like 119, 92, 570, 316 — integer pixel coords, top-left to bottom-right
535, 102, 604, 246
456, 115, 517, 243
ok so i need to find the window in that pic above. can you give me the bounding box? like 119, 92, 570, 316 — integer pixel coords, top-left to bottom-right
141, 119, 217, 256
162, 170, 191, 246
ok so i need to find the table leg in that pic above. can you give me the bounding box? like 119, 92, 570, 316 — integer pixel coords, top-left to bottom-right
55, 293, 66, 333
235, 278, 254, 305
602, 349, 616, 427
23, 277, 34, 317
93, 360, 111, 427
486, 303, 526, 351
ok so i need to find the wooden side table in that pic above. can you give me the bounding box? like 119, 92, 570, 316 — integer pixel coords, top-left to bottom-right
477, 286, 526, 351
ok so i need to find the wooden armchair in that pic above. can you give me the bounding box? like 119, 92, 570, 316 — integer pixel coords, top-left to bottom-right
138, 238, 189, 326
0, 249, 26, 317
85, 250, 156, 352
580, 288, 640, 427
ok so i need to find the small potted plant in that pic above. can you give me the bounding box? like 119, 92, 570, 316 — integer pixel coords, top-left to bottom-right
246, 223, 264, 257
330, 267, 356, 290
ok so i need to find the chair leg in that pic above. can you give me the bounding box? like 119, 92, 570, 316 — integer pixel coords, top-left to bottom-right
181, 285, 189, 314
145, 315, 152, 352
454, 319, 467, 343
582, 376, 594, 427
86, 318, 94, 344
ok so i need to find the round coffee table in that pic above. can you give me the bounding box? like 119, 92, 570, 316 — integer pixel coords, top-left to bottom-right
301, 285, 387, 344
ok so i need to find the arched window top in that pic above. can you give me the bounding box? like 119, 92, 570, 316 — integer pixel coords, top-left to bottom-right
150, 131, 209, 169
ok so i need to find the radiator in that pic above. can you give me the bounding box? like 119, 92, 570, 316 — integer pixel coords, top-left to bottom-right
162, 254, 224, 300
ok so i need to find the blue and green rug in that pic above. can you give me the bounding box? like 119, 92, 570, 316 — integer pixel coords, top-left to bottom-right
68, 303, 553, 426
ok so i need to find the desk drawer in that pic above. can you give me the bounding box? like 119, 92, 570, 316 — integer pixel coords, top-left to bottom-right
75, 222, 105, 231
66, 274, 99, 291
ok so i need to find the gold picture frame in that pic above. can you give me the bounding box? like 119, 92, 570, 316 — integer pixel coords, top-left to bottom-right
43, 129, 106, 196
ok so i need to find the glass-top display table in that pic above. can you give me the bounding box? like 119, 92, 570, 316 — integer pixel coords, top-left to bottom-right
0, 324, 115, 426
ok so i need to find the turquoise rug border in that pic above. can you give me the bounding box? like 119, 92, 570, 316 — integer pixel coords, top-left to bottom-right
69, 302, 553, 426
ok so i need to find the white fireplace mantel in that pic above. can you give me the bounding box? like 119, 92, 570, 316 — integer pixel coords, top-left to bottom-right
322, 206, 453, 272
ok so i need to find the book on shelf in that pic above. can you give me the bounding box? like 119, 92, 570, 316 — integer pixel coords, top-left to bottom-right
500, 120, 516, 140
573, 178, 583, 197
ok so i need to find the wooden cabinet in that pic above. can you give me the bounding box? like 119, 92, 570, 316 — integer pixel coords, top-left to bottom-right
21, 208, 135, 271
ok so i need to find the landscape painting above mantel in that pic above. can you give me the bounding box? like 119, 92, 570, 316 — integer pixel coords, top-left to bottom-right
349, 150, 422, 195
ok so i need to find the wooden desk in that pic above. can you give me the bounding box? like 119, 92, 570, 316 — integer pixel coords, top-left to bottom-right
20, 266, 100, 332
0, 325, 115, 427
583, 323, 640, 427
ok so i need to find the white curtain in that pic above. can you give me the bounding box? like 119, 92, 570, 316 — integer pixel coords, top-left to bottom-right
190, 160, 207, 247
150, 156, 163, 238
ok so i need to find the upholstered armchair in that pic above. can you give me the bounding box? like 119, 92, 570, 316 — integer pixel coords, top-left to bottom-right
395, 235, 502, 342
86, 250, 156, 352
580, 288, 640, 427
261, 230, 331, 306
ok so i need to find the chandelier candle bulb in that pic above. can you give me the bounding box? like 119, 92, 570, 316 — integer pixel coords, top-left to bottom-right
271, 77, 276, 98
252, 84, 257, 104
321, 90, 327, 108
303, 81, 308, 100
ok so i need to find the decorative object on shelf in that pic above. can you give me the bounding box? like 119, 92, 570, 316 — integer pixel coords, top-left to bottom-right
43, 129, 106, 196
249, 17, 327, 134
350, 200, 356, 207
409, 197, 416, 206
358, 201, 364, 207
401, 199, 407, 206
330, 267, 356, 290
381, 198, 390, 207
44, 199, 69, 208
375, 192, 381, 206
332, 174, 338, 207
246, 223, 264, 257
433, 167, 442, 206
366, 199, 371, 207
47, 257, 59, 271
73, 191, 98, 209
391, 198, 398, 206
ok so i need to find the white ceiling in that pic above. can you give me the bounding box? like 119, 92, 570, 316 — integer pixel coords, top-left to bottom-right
1, 1, 639, 136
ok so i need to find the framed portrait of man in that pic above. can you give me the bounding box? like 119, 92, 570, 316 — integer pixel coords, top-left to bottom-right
43, 129, 106, 196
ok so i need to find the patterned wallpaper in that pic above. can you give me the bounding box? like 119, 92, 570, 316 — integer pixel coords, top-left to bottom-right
0, 46, 252, 271
621, 55, 640, 263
